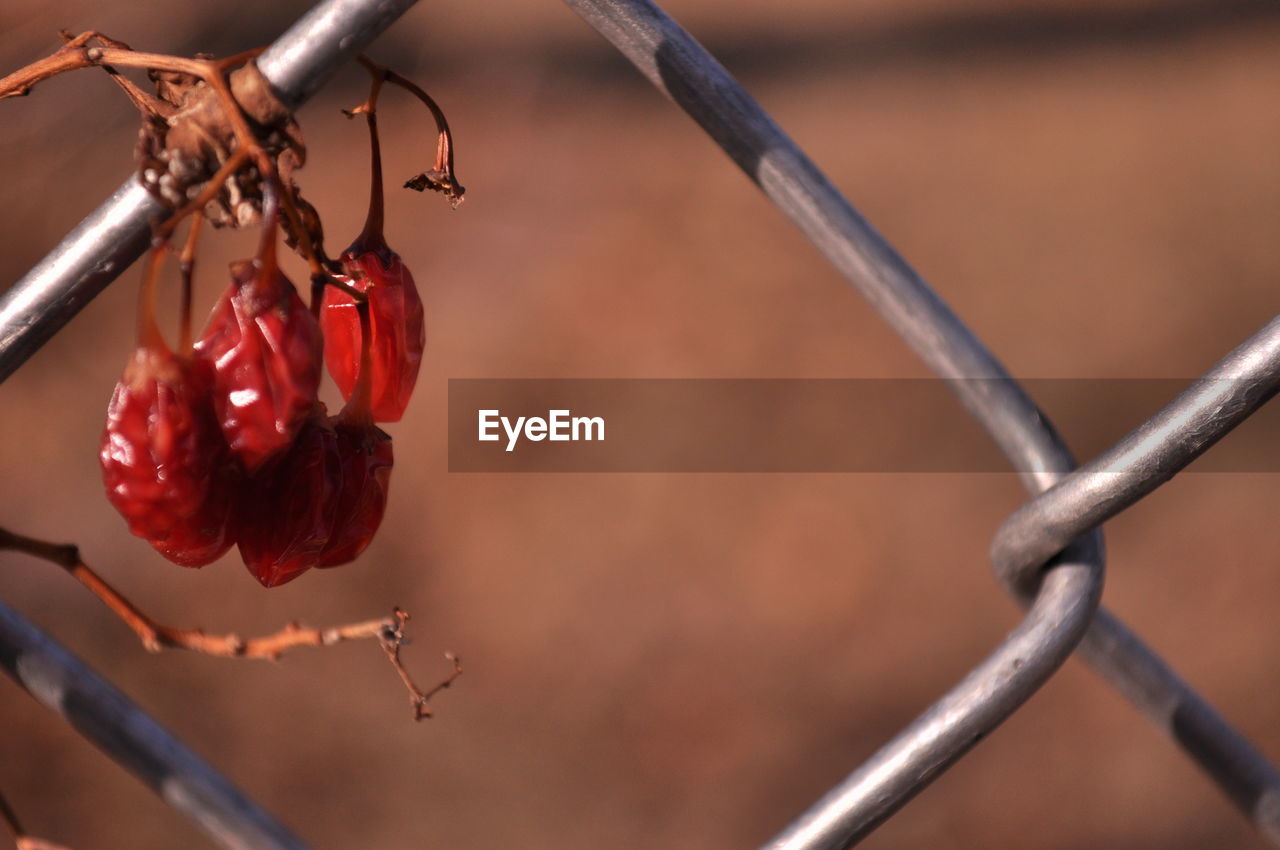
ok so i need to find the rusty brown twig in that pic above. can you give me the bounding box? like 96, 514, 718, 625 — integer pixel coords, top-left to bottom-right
0, 527, 459, 720
1, 34, 324, 261
0, 788, 71, 850
354, 55, 465, 206
176, 211, 202, 354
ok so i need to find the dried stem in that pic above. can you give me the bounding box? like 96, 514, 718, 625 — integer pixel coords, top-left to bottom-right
0, 527, 459, 721
4, 33, 377, 329
0, 788, 71, 850
135, 239, 169, 352
58, 31, 168, 118
355, 56, 465, 206
383, 621, 463, 721
0, 33, 101, 99
343, 69, 388, 256
2, 36, 325, 263
177, 213, 202, 354
0, 40, 211, 99
155, 149, 250, 239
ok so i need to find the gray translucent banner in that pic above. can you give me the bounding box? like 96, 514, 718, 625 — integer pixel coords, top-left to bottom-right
448, 379, 1279, 472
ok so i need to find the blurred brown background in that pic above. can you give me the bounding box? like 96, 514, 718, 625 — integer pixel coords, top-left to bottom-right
2, 0, 1280, 847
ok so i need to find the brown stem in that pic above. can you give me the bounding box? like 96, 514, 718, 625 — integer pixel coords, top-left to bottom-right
157, 53, 336, 303
3, 34, 332, 300
382, 617, 463, 721
309, 273, 327, 318
312, 272, 368, 320
257, 180, 280, 272
15, 838, 75, 850
58, 31, 171, 119
0, 789, 24, 844
355, 56, 465, 206
0, 787, 72, 850
136, 240, 169, 352
0, 41, 211, 101
0, 36, 231, 107
0, 36, 97, 99
276, 188, 330, 278
351, 110, 388, 254
79, 48, 212, 81
212, 46, 267, 71
155, 149, 250, 239
0, 528, 460, 720
177, 213, 202, 354
344, 69, 388, 256
270, 188, 358, 318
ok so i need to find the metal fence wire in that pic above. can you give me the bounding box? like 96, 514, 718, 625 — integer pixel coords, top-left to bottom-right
0, 0, 1278, 848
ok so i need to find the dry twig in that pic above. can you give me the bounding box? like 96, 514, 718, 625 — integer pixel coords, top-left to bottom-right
0, 527, 460, 720
0, 788, 71, 850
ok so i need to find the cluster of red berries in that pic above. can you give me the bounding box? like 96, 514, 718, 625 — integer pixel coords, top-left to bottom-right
99, 204, 424, 587
91, 52, 457, 588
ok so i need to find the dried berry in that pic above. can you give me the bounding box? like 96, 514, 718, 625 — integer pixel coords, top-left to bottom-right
318, 72, 451, 424
100, 344, 234, 567
196, 254, 322, 471
234, 408, 341, 587
320, 232, 395, 567
151, 460, 238, 567
318, 414, 393, 567
321, 247, 424, 422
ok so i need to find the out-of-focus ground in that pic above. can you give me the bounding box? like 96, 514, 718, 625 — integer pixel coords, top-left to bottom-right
1, 1, 1279, 848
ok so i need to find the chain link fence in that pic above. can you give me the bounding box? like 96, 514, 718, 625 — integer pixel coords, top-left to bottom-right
0, 0, 1277, 847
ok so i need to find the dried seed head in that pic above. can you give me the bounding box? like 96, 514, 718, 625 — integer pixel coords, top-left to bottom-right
136, 61, 305, 230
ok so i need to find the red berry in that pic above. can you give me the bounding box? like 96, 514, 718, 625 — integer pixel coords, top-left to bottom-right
234, 409, 341, 588
196, 258, 323, 471
321, 247, 424, 423
100, 346, 234, 567
318, 416, 393, 567
150, 466, 237, 567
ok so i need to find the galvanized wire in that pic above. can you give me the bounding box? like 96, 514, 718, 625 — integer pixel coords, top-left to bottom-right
992, 317, 1280, 843
993, 318, 1280, 597
562, 0, 1280, 847
0, 602, 310, 850
0, 0, 419, 845
0, 0, 1276, 847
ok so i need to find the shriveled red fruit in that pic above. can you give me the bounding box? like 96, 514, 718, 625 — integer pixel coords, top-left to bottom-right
234, 408, 341, 587
318, 415, 393, 567
100, 346, 234, 567
320, 238, 395, 567
196, 257, 322, 471
321, 246, 424, 422
151, 462, 238, 567
320, 76, 447, 424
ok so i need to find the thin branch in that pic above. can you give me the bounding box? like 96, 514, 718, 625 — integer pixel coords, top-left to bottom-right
0, 528, 459, 720
379, 613, 463, 721
0, 38, 215, 101
355, 56, 465, 206
1, 34, 327, 278
154, 150, 250, 239
177, 212, 203, 354
0, 788, 71, 850
57, 31, 171, 119
0, 35, 97, 99
0, 790, 23, 845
